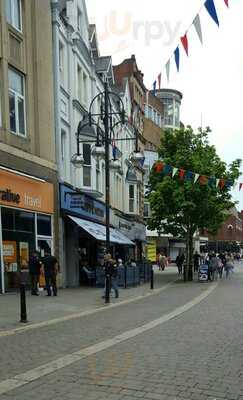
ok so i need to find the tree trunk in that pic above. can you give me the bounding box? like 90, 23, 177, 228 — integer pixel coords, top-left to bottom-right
184, 229, 194, 282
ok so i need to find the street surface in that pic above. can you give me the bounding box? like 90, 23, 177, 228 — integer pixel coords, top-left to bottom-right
1, 265, 243, 400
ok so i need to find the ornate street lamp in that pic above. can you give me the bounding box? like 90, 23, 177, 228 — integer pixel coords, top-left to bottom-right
71, 79, 142, 303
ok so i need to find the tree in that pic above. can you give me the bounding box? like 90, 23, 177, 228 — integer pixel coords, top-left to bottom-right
147, 126, 241, 281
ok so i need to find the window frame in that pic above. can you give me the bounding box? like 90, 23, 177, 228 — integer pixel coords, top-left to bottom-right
5, 0, 22, 32
8, 67, 26, 137
129, 184, 135, 213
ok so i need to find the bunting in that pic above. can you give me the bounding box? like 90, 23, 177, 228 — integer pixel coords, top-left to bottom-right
174, 47, 180, 72
193, 14, 203, 45
224, 0, 229, 7
181, 34, 189, 56
205, 0, 219, 27
239, 183, 243, 191
158, 73, 161, 90
153, 161, 237, 191
165, 60, 170, 82
152, 80, 156, 96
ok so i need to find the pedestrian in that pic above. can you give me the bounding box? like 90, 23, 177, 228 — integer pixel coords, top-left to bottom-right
208, 253, 219, 281
217, 257, 224, 279
103, 253, 119, 299
29, 251, 42, 295
41, 250, 59, 296
176, 253, 184, 275
225, 253, 234, 279
159, 253, 167, 271
193, 251, 200, 272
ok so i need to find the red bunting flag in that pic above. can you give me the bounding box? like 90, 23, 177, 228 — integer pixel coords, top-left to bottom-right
224, 0, 229, 7
178, 169, 186, 180
199, 175, 208, 185
181, 34, 189, 56
239, 183, 243, 191
154, 162, 164, 173
158, 73, 161, 90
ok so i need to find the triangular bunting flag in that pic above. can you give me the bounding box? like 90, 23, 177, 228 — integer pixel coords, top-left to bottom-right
154, 162, 164, 173
225, 180, 233, 189
193, 15, 203, 45
216, 179, 220, 188
181, 34, 189, 56
208, 177, 216, 187
199, 175, 208, 185
172, 168, 178, 177
152, 80, 156, 96
174, 47, 180, 72
205, 0, 219, 27
224, 0, 229, 7
163, 165, 173, 175
178, 169, 186, 180
194, 173, 200, 183
158, 73, 161, 90
185, 171, 194, 181
219, 179, 225, 190
166, 60, 170, 82
239, 183, 243, 191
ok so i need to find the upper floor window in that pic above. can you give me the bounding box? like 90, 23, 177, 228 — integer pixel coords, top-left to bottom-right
77, 7, 83, 34
83, 72, 88, 106
8, 68, 26, 136
83, 143, 91, 187
129, 185, 135, 213
5, 0, 22, 31
77, 64, 82, 103
59, 41, 65, 86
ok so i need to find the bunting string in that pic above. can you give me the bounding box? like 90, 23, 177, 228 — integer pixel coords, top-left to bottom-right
153, 161, 239, 190
152, 0, 230, 90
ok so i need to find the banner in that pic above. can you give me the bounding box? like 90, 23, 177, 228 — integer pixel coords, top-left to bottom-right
205, 0, 219, 26
181, 34, 189, 56
174, 47, 180, 72
193, 14, 203, 44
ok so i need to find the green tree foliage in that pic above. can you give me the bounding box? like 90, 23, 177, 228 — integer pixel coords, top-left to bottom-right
147, 126, 241, 280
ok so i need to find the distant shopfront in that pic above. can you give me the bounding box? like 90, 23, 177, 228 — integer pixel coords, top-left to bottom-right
60, 184, 134, 287
0, 168, 54, 293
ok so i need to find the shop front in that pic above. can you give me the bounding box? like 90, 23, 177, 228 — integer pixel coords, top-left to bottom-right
0, 168, 54, 293
60, 184, 134, 287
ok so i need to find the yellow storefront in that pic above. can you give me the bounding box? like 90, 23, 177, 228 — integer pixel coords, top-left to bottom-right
0, 168, 54, 293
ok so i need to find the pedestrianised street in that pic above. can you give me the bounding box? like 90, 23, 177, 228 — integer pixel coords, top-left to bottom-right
1, 266, 243, 400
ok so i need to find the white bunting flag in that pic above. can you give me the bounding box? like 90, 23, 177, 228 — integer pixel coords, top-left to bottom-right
172, 168, 178, 177
216, 179, 220, 187
194, 173, 200, 183
193, 14, 203, 45
166, 60, 170, 82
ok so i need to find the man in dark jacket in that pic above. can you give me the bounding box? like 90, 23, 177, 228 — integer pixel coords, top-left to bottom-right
41, 250, 58, 296
29, 251, 42, 295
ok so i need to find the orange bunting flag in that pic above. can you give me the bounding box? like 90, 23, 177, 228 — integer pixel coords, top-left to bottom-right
154, 162, 164, 173
218, 179, 225, 190
199, 175, 208, 185
181, 34, 189, 56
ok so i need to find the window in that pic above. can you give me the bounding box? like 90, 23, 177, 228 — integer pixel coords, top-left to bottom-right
77, 7, 83, 34
129, 185, 135, 213
77, 64, 82, 103
96, 162, 100, 192
83, 143, 91, 187
83, 72, 88, 105
59, 41, 65, 85
8, 68, 26, 136
37, 214, 52, 236
144, 203, 150, 218
5, 0, 22, 31
61, 130, 66, 162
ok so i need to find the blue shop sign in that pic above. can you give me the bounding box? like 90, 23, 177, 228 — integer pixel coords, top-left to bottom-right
60, 184, 106, 223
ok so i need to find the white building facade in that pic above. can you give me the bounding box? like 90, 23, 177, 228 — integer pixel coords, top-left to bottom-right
51, 0, 145, 287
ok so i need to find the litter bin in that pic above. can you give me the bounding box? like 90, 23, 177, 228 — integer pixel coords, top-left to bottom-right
198, 264, 209, 282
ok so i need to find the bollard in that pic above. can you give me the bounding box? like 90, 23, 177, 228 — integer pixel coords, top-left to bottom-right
124, 264, 127, 289
150, 264, 154, 290
105, 273, 110, 304
20, 283, 28, 323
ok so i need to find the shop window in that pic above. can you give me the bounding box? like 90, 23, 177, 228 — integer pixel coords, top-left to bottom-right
1, 208, 14, 231
8, 68, 26, 136
83, 143, 91, 187
129, 185, 135, 213
37, 214, 52, 237
5, 0, 22, 32
15, 211, 34, 233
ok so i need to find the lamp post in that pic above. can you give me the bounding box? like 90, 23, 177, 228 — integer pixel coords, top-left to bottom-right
71, 79, 144, 304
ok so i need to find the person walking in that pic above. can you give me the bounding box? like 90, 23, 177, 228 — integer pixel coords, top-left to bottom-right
29, 251, 42, 295
176, 253, 184, 275
41, 250, 59, 296
103, 253, 119, 299
159, 253, 168, 271
193, 251, 200, 272
225, 253, 234, 279
208, 253, 219, 281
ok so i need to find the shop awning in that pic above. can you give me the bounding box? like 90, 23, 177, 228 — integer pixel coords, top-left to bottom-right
68, 216, 134, 245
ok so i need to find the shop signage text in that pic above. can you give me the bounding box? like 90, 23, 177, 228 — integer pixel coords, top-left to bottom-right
0, 189, 20, 204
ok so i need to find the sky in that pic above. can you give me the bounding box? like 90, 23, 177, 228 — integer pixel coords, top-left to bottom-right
86, 0, 243, 209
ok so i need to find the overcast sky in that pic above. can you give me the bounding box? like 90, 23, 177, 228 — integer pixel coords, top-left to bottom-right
87, 0, 243, 209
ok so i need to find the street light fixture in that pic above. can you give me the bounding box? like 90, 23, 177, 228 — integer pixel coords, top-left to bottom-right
71, 78, 142, 303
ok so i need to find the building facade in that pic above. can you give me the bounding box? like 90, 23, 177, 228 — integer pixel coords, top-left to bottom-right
0, 0, 58, 293
52, 2, 146, 288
